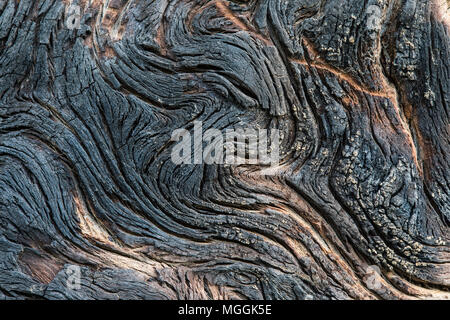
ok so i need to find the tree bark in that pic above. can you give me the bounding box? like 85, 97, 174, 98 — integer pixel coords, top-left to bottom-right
0, 0, 449, 299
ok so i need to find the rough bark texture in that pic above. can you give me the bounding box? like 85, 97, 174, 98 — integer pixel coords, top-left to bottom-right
0, 0, 449, 300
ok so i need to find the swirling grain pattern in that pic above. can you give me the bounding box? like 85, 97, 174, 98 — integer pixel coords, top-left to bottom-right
0, 0, 448, 299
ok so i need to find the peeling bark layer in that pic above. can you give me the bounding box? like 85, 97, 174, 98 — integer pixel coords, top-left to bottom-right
0, 0, 449, 300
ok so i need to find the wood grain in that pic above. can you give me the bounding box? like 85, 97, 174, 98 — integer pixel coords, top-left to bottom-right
0, 0, 448, 299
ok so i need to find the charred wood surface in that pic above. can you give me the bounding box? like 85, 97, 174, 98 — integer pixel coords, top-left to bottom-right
0, 0, 449, 299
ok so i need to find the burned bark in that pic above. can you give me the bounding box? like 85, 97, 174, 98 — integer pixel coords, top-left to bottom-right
0, 0, 449, 299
